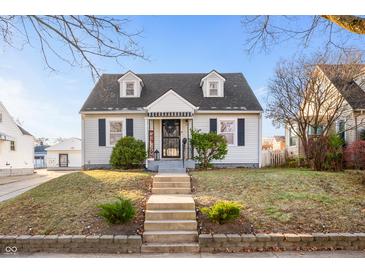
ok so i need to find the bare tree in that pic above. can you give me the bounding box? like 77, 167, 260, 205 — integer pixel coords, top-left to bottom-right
241, 16, 365, 53
266, 50, 365, 163
0, 16, 145, 79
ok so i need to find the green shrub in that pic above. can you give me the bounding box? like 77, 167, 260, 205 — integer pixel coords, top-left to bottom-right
110, 136, 146, 169
97, 197, 136, 224
201, 200, 243, 224
190, 129, 228, 170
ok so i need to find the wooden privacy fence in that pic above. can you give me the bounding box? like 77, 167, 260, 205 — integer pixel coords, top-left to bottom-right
261, 150, 286, 167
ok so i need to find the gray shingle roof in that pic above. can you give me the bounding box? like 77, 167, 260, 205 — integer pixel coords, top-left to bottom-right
17, 125, 32, 136
80, 73, 263, 112
319, 64, 365, 109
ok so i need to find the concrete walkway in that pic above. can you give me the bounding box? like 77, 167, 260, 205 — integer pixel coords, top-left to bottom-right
2, 250, 364, 258
0, 169, 75, 202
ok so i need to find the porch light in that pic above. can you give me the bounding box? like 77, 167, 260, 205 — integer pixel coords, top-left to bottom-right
154, 149, 160, 161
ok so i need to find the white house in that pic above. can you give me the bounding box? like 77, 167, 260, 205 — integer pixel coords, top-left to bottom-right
0, 101, 34, 176
46, 138, 81, 170
80, 70, 263, 171
286, 64, 365, 156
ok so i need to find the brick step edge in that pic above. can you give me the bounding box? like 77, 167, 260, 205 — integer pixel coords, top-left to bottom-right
199, 233, 365, 253
0, 235, 142, 254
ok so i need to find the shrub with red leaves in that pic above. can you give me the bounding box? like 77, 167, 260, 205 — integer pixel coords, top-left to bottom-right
344, 140, 365, 169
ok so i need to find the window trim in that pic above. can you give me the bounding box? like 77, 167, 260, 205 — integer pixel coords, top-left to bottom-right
10, 140, 15, 151
288, 128, 297, 147
208, 81, 219, 97
106, 119, 125, 147
125, 82, 135, 96
218, 118, 237, 146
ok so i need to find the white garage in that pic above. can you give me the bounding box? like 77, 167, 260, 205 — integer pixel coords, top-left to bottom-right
46, 138, 81, 170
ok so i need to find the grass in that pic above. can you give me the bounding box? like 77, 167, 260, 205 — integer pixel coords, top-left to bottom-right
0, 170, 152, 235
192, 168, 365, 234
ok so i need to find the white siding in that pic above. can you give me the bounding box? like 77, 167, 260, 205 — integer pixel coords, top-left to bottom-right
46, 150, 81, 168
83, 112, 261, 166
0, 102, 34, 175
193, 113, 260, 164
82, 113, 145, 166
148, 91, 195, 112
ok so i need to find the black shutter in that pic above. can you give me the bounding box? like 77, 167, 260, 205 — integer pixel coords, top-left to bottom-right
238, 118, 245, 146
126, 119, 134, 137
98, 119, 106, 146
209, 118, 217, 133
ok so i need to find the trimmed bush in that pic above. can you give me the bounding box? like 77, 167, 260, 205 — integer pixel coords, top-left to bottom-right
110, 136, 146, 169
344, 140, 365, 169
190, 129, 228, 170
307, 134, 344, 171
201, 200, 243, 224
97, 197, 136, 224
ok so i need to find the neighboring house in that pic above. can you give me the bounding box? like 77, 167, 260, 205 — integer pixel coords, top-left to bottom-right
34, 143, 49, 169
262, 136, 285, 151
80, 70, 263, 171
46, 138, 81, 170
0, 101, 34, 176
286, 64, 365, 156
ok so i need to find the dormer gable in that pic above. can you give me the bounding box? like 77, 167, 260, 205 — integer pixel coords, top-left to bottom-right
200, 70, 226, 97
118, 71, 144, 98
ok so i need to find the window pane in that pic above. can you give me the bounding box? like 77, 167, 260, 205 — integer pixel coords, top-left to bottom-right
209, 82, 218, 88
126, 82, 134, 96
110, 121, 122, 133
209, 89, 218, 96
110, 133, 122, 145
222, 133, 234, 144
220, 120, 234, 133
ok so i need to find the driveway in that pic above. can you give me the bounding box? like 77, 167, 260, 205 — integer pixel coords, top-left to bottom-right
0, 169, 75, 202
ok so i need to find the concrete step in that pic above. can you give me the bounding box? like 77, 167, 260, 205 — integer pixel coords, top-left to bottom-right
153, 174, 190, 183
144, 220, 197, 231
153, 181, 191, 188
152, 188, 191, 194
141, 243, 199, 253
145, 210, 196, 220
158, 168, 186, 173
146, 195, 195, 210
143, 231, 198, 243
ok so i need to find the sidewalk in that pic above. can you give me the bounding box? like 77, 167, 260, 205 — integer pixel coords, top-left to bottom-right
2, 250, 364, 258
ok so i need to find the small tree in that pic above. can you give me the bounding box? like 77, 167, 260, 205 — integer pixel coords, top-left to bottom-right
190, 129, 228, 170
110, 136, 146, 169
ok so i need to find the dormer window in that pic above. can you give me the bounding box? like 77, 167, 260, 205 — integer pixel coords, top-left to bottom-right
209, 81, 219, 96
118, 71, 144, 98
200, 70, 226, 97
126, 82, 135, 96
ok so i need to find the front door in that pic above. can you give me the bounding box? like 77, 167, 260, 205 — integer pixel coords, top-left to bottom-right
162, 119, 181, 158
59, 154, 69, 167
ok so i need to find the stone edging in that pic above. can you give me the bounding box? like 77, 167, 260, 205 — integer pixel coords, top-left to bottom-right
0, 235, 141, 254
199, 233, 365, 252
1, 233, 365, 254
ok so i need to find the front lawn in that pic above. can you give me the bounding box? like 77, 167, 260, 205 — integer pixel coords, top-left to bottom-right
191, 168, 365, 234
0, 170, 152, 235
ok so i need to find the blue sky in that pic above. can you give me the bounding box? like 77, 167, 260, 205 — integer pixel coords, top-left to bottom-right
0, 16, 360, 138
